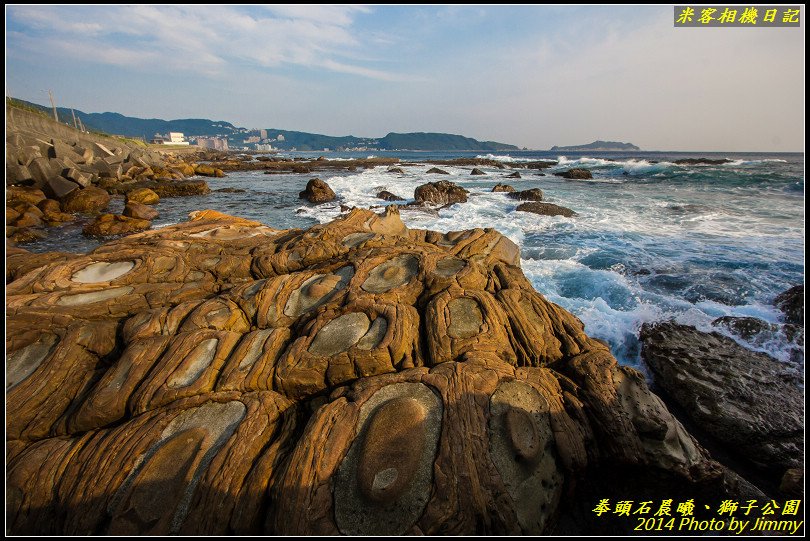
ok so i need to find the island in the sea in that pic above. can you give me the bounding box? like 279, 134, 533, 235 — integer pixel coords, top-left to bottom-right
550, 140, 640, 151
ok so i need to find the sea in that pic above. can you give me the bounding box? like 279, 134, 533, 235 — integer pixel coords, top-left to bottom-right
30, 150, 805, 371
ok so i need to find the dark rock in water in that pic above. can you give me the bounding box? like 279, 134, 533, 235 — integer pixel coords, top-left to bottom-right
377, 191, 405, 201
536, 173, 546, 176
387, 167, 405, 174
123, 202, 159, 221
2, 207, 763, 535
414, 180, 468, 205
214, 188, 246, 193
425, 167, 450, 175
504, 171, 521, 179
470, 168, 486, 176
640, 322, 803, 473
711, 316, 777, 341
491, 183, 515, 193
554, 168, 592, 180
516, 202, 575, 217
674, 158, 731, 165
508, 188, 544, 202
299, 178, 336, 204
775, 285, 803, 325
83, 213, 151, 237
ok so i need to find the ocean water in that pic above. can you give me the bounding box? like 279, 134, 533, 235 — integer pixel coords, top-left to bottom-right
31, 150, 805, 369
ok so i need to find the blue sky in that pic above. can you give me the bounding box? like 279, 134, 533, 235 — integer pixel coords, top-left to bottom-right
5, 5, 805, 150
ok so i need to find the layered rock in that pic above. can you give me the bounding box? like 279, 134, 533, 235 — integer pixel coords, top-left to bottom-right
6, 208, 752, 535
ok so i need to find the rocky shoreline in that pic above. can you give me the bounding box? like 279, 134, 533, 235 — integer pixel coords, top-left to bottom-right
6, 103, 804, 535
6, 204, 803, 535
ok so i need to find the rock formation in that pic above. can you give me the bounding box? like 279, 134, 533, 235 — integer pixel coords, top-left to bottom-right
299, 178, 336, 204
5, 207, 758, 535
516, 202, 576, 217
640, 322, 803, 479
414, 180, 469, 206
376, 190, 405, 201
491, 183, 515, 193
554, 168, 592, 180
508, 188, 544, 201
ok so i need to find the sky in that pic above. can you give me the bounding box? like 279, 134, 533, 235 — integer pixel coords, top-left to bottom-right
5, 5, 805, 151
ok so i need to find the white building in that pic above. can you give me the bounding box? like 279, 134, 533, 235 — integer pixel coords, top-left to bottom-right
167, 132, 190, 145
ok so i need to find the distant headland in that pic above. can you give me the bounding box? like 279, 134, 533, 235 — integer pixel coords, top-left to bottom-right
550, 140, 640, 151
11, 99, 518, 152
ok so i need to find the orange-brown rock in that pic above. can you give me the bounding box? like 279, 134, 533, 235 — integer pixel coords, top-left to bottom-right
83, 214, 151, 237
60, 186, 111, 214
125, 187, 160, 205
5, 207, 755, 535
123, 201, 159, 221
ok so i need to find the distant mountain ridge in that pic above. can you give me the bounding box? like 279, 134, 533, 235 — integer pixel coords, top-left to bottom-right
551, 140, 640, 151
13, 99, 518, 151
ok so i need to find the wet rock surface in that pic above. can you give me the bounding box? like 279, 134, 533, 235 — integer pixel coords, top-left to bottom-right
414, 180, 469, 206
5, 207, 769, 535
640, 322, 803, 477
299, 178, 336, 204
516, 202, 576, 217
554, 168, 592, 180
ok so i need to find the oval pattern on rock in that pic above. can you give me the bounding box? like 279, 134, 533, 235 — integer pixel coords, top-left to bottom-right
434, 257, 465, 277
57, 286, 134, 306
334, 382, 442, 535
447, 297, 483, 339
361, 254, 419, 294
284, 266, 354, 318
6, 334, 59, 390
72, 261, 136, 283
167, 338, 219, 388
308, 312, 371, 357
489, 380, 562, 534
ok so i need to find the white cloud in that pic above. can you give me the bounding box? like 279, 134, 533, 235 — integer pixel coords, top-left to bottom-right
7, 5, 398, 80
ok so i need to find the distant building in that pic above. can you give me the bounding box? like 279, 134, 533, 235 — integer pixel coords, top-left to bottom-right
196, 137, 229, 151
276, 134, 285, 142
255, 143, 276, 152
259, 129, 267, 139
245, 136, 260, 144
168, 132, 189, 145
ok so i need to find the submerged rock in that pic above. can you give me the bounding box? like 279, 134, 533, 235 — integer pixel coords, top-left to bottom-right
508, 188, 544, 201
554, 168, 592, 180
5, 207, 754, 535
425, 167, 450, 175
516, 202, 575, 217
491, 183, 515, 193
470, 168, 486, 176
299, 178, 336, 204
376, 190, 405, 201
414, 180, 468, 206
504, 171, 521, 179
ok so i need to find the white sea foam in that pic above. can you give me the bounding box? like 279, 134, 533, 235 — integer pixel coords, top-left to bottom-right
723, 158, 789, 166
475, 154, 536, 163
